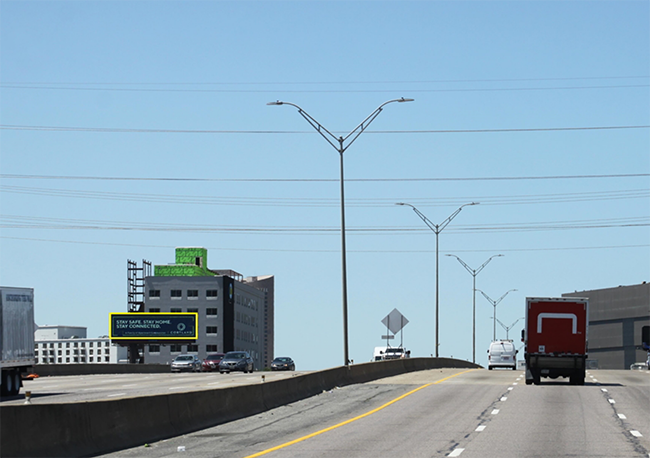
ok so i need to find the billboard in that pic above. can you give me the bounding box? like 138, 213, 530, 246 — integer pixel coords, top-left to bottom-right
109, 313, 198, 341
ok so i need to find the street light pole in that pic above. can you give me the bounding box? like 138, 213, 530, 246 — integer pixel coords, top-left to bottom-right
269, 98, 414, 366
396, 202, 478, 357
446, 254, 503, 363
477, 289, 517, 341
494, 317, 525, 340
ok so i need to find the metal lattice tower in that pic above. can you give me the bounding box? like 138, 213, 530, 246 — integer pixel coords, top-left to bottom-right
127, 259, 151, 313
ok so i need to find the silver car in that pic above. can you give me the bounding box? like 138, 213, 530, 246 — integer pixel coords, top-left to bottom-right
171, 354, 202, 372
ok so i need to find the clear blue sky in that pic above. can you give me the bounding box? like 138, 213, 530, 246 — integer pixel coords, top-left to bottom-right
1, 1, 648, 370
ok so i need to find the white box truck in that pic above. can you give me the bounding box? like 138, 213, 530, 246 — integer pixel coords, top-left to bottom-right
1, 287, 35, 396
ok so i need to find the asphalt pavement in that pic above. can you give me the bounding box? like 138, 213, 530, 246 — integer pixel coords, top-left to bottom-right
97, 368, 650, 458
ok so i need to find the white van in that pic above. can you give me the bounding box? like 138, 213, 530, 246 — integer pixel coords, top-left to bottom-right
488, 340, 518, 370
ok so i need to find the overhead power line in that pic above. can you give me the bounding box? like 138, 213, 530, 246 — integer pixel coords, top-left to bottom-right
1, 124, 648, 134
1, 84, 648, 93
3, 75, 648, 86
1, 173, 648, 183
2, 214, 648, 235
1, 235, 647, 254
1, 185, 647, 208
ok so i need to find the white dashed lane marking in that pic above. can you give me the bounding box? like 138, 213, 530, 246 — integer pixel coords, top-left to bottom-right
448, 448, 465, 457
475, 425, 486, 432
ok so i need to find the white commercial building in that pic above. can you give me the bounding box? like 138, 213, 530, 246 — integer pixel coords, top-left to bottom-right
35, 325, 126, 364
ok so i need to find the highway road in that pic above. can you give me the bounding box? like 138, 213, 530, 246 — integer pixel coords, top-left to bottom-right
0, 370, 307, 405
96, 368, 650, 458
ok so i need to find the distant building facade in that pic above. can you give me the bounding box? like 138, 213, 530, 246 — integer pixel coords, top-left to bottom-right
141, 247, 274, 369
563, 282, 650, 369
35, 325, 126, 364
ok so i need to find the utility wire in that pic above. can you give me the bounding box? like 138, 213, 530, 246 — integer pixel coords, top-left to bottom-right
2, 214, 647, 234
1, 185, 647, 207
0, 235, 647, 254
3, 76, 648, 85
1, 173, 648, 182
1, 84, 648, 93
1, 124, 648, 134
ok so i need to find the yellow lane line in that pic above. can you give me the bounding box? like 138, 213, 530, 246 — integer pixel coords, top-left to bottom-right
242, 369, 476, 458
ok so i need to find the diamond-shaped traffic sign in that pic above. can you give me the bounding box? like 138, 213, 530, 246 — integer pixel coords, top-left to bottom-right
381, 308, 409, 335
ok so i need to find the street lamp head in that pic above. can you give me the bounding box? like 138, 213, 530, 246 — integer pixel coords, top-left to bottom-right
266, 101, 284, 106
398, 97, 415, 102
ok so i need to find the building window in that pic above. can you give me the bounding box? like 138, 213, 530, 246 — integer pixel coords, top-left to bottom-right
58, 343, 62, 348
105, 342, 110, 347
206, 345, 218, 352
207, 290, 218, 300
170, 345, 182, 353
90, 357, 94, 362
66, 350, 70, 355
105, 357, 110, 362
58, 358, 62, 363
90, 349, 94, 355
187, 290, 199, 299
187, 344, 198, 353
206, 326, 217, 335
170, 308, 182, 313
149, 345, 160, 353
149, 289, 161, 299
149, 308, 160, 313
171, 290, 182, 299
89, 342, 93, 347
187, 308, 198, 314
206, 308, 217, 317
66, 357, 70, 363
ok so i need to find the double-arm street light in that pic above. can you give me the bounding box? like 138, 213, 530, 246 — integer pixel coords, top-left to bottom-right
268, 98, 414, 366
494, 317, 525, 340
446, 254, 503, 363
477, 288, 517, 341
396, 202, 478, 357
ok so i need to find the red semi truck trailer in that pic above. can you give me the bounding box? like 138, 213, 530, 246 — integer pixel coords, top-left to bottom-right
523, 297, 588, 385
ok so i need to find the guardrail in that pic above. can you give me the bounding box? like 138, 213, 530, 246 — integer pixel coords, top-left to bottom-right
1, 357, 479, 457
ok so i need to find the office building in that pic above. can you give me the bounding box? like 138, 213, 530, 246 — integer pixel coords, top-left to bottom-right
138, 247, 274, 369
563, 282, 649, 369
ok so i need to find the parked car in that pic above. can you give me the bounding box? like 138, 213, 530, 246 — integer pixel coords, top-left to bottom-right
202, 353, 226, 372
171, 354, 202, 372
219, 351, 254, 374
271, 357, 295, 371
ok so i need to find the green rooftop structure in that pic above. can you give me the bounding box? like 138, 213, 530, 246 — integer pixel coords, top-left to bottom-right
154, 247, 213, 277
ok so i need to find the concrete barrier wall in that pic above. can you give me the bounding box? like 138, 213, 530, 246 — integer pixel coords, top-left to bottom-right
33, 363, 171, 376
1, 357, 479, 457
